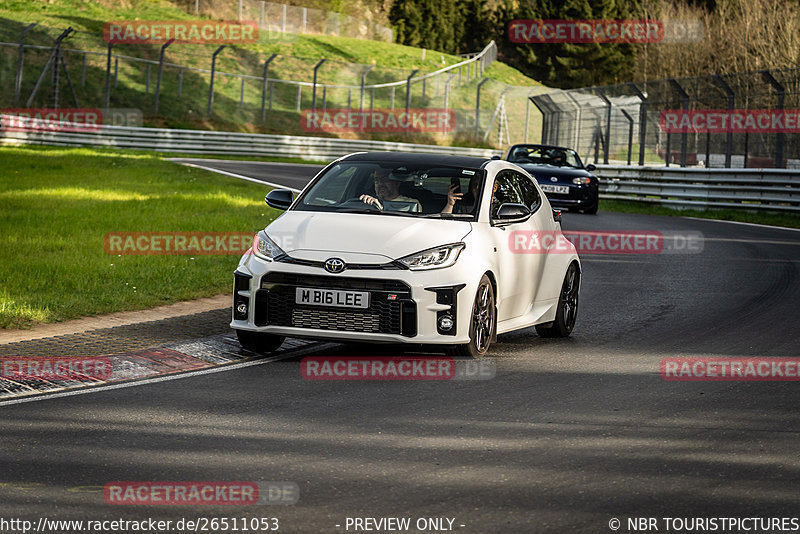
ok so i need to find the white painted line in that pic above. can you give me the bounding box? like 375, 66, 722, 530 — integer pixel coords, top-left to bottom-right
174, 162, 303, 193
681, 216, 800, 233
169, 158, 325, 169
0, 353, 292, 407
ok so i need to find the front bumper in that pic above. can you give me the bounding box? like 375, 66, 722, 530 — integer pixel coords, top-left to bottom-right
231, 254, 479, 345
543, 185, 598, 209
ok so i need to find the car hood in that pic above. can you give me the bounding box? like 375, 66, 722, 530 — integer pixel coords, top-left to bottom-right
264, 211, 472, 263
516, 164, 593, 183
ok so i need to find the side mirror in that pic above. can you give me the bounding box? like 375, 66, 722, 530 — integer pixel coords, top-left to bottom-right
265, 189, 293, 210
552, 209, 562, 223
585, 164, 596, 172
493, 203, 531, 224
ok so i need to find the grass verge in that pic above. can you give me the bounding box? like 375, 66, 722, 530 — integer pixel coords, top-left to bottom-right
0, 145, 281, 329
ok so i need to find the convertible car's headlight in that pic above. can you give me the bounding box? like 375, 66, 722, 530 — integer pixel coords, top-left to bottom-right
252, 231, 285, 261
572, 177, 592, 185
397, 243, 465, 270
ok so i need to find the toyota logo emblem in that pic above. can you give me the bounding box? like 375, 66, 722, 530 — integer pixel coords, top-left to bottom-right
324, 258, 346, 273
550, 176, 558, 182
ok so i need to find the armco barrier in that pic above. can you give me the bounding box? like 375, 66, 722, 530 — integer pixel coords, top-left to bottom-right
2, 116, 797, 212
596, 165, 800, 212
0, 118, 501, 160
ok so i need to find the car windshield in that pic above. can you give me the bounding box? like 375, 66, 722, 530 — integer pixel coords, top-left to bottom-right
294, 161, 485, 220
508, 146, 583, 169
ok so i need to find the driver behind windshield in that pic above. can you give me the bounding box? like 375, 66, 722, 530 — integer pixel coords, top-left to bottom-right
359, 167, 422, 212
549, 150, 566, 166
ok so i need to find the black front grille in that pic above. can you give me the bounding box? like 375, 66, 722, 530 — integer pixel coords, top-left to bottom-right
256, 273, 416, 336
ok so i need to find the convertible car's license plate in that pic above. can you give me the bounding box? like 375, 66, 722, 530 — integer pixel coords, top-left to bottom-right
295, 288, 370, 308
541, 184, 570, 194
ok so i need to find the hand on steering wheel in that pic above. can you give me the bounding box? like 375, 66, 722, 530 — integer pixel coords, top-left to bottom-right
359, 194, 383, 210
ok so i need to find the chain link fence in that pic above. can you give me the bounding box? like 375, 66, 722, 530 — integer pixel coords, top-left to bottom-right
532, 69, 800, 169
0, 18, 545, 148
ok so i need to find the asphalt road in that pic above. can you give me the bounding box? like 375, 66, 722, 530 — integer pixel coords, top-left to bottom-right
1, 159, 799, 533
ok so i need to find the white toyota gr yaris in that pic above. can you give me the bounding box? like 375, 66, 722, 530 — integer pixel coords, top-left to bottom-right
231, 152, 581, 357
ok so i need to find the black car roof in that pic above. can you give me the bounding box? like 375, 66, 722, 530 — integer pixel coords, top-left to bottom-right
341, 152, 491, 169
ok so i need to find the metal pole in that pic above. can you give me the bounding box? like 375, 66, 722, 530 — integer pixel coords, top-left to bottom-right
261, 53, 277, 122
206, 45, 226, 117
628, 82, 648, 166
104, 43, 113, 108
565, 92, 583, 154
58, 50, 80, 108
15, 23, 37, 106
524, 93, 531, 143
474, 77, 489, 138
311, 58, 326, 111
145, 63, 150, 93
154, 39, 173, 113
668, 78, 689, 167
595, 89, 612, 165
761, 70, 785, 168
27, 28, 72, 108
360, 65, 373, 112
177, 67, 183, 97
405, 69, 418, 133
530, 96, 548, 144
80, 52, 86, 87
239, 77, 245, 108
296, 85, 301, 112
390, 86, 395, 109
712, 75, 734, 168
620, 109, 634, 166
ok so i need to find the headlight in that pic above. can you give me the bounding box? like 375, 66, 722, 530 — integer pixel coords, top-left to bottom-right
252, 231, 285, 261
397, 243, 465, 270
572, 177, 592, 185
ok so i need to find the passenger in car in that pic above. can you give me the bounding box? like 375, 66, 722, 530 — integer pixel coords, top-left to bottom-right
441, 176, 479, 215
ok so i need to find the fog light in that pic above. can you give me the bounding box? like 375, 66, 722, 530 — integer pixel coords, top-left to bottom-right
438, 315, 454, 331
236, 303, 248, 315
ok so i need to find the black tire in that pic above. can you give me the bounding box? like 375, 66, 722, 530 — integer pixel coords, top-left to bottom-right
583, 201, 598, 214
235, 329, 285, 354
536, 263, 579, 338
448, 275, 495, 358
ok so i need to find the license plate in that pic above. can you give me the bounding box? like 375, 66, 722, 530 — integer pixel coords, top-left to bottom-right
541, 184, 570, 194
295, 288, 370, 309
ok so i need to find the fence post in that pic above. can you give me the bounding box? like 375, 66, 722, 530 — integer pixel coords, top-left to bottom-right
390, 86, 395, 109
405, 69, 418, 133
281, 4, 287, 33
360, 65, 374, 112
114, 58, 118, 88
26, 28, 73, 108
620, 109, 634, 166
238, 0, 243, 21
564, 92, 583, 154
322, 86, 327, 110
474, 78, 489, 138
206, 45, 226, 117
761, 70, 785, 168
595, 88, 612, 165
667, 78, 689, 167
239, 77, 245, 108
628, 82, 648, 166
80, 52, 86, 87
302, 7, 307, 33
178, 67, 183, 97
711, 75, 734, 168
104, 43, 113, 108
145, 63, 151, 93
260, 1, 265, 28
311, 58, 326, 111
261, 53, 277, 122
296, 85, 301, 112
154, 39, 174, 113
530, 96, 547, 144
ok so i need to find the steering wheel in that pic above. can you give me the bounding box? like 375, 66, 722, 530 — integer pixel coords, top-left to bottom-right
339, 198, 382, 210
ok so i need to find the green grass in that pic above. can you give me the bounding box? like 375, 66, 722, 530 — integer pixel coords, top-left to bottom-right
0, 145, 281, 329
0, 0, 542, 145
600, 199, 800, 229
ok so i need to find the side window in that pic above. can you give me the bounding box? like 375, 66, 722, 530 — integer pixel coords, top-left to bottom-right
512, 171, 541, 212
491, 171, 525, 218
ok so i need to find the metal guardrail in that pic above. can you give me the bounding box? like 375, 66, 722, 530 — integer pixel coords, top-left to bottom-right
596, 165, 800, 212
0, 118, 502, 160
